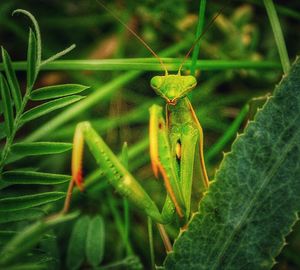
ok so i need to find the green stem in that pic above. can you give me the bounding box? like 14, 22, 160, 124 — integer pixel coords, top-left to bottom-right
245, 0, 300, 20
123, 198, 130, 255
0, 9, 43, 173
23, 40, 192, 142
0, 80, 34, 173
190, 0, 206, 75
206, 104, 249, 161
107, 193, 134, 256
263, 0, 290, 74
0, 59, 281, 72
148, 217, 155, 270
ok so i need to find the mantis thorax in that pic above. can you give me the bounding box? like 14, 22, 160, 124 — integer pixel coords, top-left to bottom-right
150, 74, 197, 105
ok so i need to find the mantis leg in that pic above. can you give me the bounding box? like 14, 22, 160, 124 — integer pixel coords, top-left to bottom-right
72, 122, 175, 224
180, 102, 209, 218
179, 131, 199, 219
167, 100, 210, 220
149, 104, 185, 219
188, 101, 210, 188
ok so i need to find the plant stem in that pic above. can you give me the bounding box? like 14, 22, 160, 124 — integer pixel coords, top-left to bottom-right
206, 104, 249, 161
0, 59, 281, 72
61, 179, 75, 214
190, 0, 206, 75
23, 39, 192, 142
0, 92, 31, 173
263, 0, 290, 74
147, 217, 155, 270
107, 193, 134, 256
157, 224, 172, 253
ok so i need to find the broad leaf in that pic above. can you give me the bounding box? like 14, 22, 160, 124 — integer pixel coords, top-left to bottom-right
2, 170, 70, 185
20, 95, 84, 123
30, 84, 89, 100
1, 47, 22, 111
0, 74, 14, 136
86, 215, 105, 267
67, 216, 90, 270
165, 58, 300, 269
0, 208, 44, 224
11, 142, 72, 156
0, 192, 65, 211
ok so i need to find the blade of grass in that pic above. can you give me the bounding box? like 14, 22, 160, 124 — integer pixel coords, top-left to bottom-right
206, 104, 249, 161
190, 0, 206, 75
263, 0, 290, 74
0, 59, 282, 72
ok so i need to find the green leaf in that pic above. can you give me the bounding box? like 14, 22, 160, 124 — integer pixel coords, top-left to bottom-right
0, 192, 65, 211
1, 47, 22, 111
0, 212, 78, 266
30, 84, 89, 100
0, 122, 6, 140
12, 9, 42, 68
11, 142, 72, 156
0, 74, 14, 136
0, 222, 45, 266
85, 215, 105, 267
41, 44, 76, 66
164, 58, 300, 269
20, 95, 84, 123
0, 208, 44, 224
2, 170, 70, 185
26, 28, 37, 89
67, 216, 90, 270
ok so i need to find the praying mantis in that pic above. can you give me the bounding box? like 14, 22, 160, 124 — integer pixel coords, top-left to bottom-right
69, 2, 223, 229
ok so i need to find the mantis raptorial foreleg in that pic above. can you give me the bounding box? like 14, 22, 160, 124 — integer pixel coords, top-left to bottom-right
71, 121, 176, 225
162, 96, 209, 219
149, 105, 185, 219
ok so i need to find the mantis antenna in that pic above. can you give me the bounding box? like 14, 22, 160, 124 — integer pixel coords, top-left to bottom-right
178, 3, 228, 74
96, 0, 168, 75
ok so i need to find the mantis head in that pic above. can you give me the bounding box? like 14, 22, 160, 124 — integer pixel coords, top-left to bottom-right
150, 74, 197, 105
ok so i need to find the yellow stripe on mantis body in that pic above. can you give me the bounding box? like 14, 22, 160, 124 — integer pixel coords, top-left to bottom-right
149, 105, 184, 218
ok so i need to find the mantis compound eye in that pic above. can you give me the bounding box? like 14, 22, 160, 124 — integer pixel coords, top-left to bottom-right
150, 76, 163, 90
184, 75, 197, 89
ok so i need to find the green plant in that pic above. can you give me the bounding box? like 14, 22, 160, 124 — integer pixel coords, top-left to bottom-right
0, 1, 299, 269
0, 9, 85, 269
